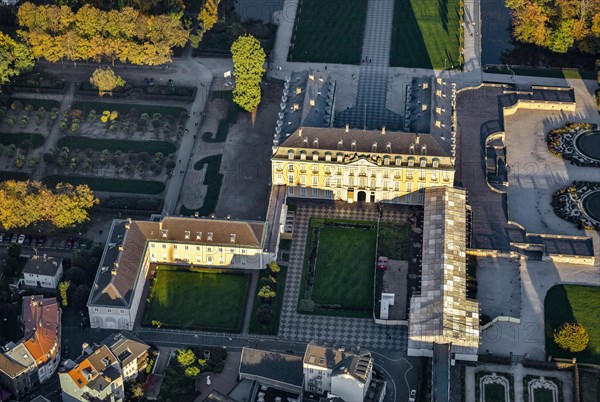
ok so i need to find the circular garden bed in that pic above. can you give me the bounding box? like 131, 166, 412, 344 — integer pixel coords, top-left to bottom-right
552, 182, 600, 230
546, 123, 600, 167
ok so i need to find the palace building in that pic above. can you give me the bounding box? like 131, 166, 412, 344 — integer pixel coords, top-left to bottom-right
271, 126, 455, 204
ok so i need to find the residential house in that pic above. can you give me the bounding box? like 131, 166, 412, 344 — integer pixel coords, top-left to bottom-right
239, 348, 304, 395
0, 296, 61, 399
58, 345, 124, 402
303, 342, 374, 402
101, 332, 150, 380
88, 216, 276, 330
22, 255, 63, 289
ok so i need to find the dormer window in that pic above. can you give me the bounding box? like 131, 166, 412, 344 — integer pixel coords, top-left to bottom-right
372, 141, 377, 152
351, 140, 357, 151
420, 157, 427, 167
313, 138, 319, 148
184, 231, 190, 239
288, 150, 294, 160
408, 158, 415, 167
302, 137, 309, 147
196, 231, 202, 240
337, 139, 343, 149
432, 159, 439, 168
161, 229, 168, 238
230, 234, 236, 243
207, 232, 213, 241
383, 156, 390, 166
386, 142, 392, 153
325, 152, 331, 162
395, 156, 401, 166
336, 153, 343, 162
312, 152, 319, 161
300, 151, 307, 160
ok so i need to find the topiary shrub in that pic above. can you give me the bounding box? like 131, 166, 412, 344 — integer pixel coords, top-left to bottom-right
554, 322, 589, 353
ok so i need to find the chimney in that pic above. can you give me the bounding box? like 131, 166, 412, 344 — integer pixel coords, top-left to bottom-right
415, 134, 420, 145
345, 124, 349, 133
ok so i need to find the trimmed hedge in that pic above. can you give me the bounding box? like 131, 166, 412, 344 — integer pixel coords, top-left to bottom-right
0, 171, 30, 181
71, 101, 187, 117
0, 132, 45, 148
56, 136, 176, 154
42, 175, 165, 194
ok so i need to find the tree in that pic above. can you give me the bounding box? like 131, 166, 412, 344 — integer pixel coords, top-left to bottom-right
268, 261, 280, 274
65, 266, 88, 285
198, 0, 220, 33
0, 180, 98, 230
59, 281, 71, 307
72, 284, 91, 308
184, 365, 200, 377
176, 349, 196, 367
554, 322, 590, 352
0, 32, 34, 89
257, 304, 273, 326
257, 285, 276, 300
90, 67, 125, 96
230, 35, 265, 112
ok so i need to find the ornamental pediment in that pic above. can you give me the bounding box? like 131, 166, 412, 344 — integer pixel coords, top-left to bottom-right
344, 153, 382, 166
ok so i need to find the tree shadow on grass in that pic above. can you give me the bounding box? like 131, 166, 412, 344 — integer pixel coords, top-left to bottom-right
390, 0, 433, 69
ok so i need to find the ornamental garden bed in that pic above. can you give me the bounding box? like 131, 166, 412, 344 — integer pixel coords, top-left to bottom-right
42, 175, 165, 195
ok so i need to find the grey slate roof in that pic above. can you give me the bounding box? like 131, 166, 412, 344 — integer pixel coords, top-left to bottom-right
239, 348, 303, 388
22, 256, 62, 277
276, 127, 451, 158
101, 332, 149, 368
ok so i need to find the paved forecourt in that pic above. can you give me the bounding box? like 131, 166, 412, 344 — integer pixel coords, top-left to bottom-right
279, 200, 411, 350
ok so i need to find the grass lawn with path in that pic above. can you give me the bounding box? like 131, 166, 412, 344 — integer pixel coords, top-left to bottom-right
144, 268, 249, 332
249, 265, 288, 335
42, 175, 165, 194
300, 218, 376, 317
390, 0, 462, 69
288, 0, 367, 64
56, 136, 176, 154
544, 285, 600, 364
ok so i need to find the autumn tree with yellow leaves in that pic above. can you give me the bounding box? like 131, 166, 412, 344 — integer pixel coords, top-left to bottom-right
90, 67, 126, 96
16, 2, 189, 65
0, 180, 98, 230
553, 322, 590, 353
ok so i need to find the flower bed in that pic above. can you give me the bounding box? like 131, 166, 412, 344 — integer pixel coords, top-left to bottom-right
551, 181, 600, 230
546, 122, 600, 167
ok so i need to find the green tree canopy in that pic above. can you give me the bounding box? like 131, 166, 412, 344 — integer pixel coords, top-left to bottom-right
506, 0, 600, 53
90, 66, 126, 96
230, 35, 265, 112
0, 180, 98, 230
0, 32, 34, 89
176, 349, 196, 367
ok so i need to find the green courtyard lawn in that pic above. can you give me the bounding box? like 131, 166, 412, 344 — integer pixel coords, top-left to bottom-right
390, 0, 462, 69
42, 175, 165, 194
144, 268, 250, 332
0, 132, 45, 148
299, 218, 376, 317
288, 0, 367, 64
544, 285, 600, 364
71, 101, 187, 118
56, 136, 176, 154
484, 383, 506, 402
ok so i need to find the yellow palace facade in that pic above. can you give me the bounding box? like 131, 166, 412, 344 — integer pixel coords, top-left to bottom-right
271, 127, 455, 204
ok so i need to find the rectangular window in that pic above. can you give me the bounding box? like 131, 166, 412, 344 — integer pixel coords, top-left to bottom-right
288, 187, 294, 195
150, 243, 155, 248
406, 182, 413, 192
184, 245, 189, 250
196, 246, 200, 251
208, 256, 213, 264
162, 244, 166, 249
107, 309, 112, 313
419, 170, 425, 180
173, 245, 177, 249
432, 172, 438, 181
162, 254, 167, 261
312, 176, 318, 186
312, 188, 319, 197
94, 307, 99, 312
300, 175, 306, 185
300, 187, 307, 196
288, 174, 294, 184
312, 165, 319, 173
120, 310, 124, 314
196, 256, 201, 262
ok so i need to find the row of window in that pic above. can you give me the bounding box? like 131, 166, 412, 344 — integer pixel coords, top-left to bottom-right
288, 187, 426, 203
150, 243, 248, 254
284, 152, 440, 167
93, 307, 126, 314
281, 172, 446, 187
149, 253, 249, 265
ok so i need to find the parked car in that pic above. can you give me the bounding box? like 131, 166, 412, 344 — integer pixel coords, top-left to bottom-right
11, 235, 19, 244
409, 390, 417, 402
65, 238, 74, 249
376, 256, 389, 270
3, 234, 12, 244
17, 234, 26, 245
36, 236, 47, 246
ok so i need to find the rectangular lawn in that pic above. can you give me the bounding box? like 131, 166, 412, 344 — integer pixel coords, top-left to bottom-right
144, 269, 249, 332
545, 285, 600, 364
288, 0, 367, 64
484, 383, 506, 402
305, 219, 376, 313
390, 0, 462, 69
